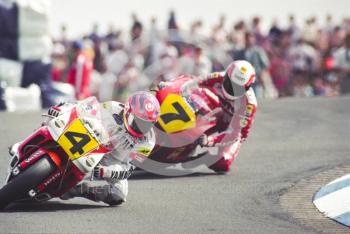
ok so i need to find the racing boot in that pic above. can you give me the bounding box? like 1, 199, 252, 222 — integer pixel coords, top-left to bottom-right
60, 181, 127, 206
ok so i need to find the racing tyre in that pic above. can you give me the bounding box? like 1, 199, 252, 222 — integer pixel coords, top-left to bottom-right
0, 156, 56, 210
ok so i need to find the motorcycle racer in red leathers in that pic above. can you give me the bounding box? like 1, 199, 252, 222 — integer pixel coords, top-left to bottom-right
152, 60, 257, 173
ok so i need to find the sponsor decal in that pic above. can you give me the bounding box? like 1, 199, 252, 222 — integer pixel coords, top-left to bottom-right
218, 96, 235, 115
112, 114, 123, 125
43, 171, 61, 187
240, 118, 248, 128
245, 104, 254, 116
102, 102, 109, 109
137, 147, 151, 156
25, 150, 43, 163
85, 157, 95, 167
240, 66, 247, 74
235, 74, 246, 81
54, 119, 65, 128
145, 101, 155, 112
211, 72, 221, 79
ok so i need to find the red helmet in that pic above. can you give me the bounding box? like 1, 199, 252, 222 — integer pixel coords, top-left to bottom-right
123, 91, 160, 137
222, 60, 256, 100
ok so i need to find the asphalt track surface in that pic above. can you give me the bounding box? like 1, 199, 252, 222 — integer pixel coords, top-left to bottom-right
0, 96, 349, 233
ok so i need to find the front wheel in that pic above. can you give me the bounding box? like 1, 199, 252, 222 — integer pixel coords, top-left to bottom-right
0, 156, 56, 209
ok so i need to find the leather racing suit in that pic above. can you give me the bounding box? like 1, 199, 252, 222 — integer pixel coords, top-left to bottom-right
156, 71, 257, 172
30, 100, 155, 205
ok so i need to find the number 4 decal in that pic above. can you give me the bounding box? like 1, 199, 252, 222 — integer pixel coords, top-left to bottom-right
64, 131, 91, 155
57, 119, 99, 160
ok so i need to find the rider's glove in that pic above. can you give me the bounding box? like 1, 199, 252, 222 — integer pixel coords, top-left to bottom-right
93, 165, 105, 179
94, 165, 135, 181
149, 82, 160, 93
47, 102, 65, 117
180, 79, 199, 97
240, 136, 247, 143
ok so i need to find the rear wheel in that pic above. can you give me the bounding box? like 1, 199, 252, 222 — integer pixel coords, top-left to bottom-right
0, 156, 56, 209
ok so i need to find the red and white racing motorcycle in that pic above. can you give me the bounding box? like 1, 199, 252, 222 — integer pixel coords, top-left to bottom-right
149, 77, 220, 163
0, 97, 118, 209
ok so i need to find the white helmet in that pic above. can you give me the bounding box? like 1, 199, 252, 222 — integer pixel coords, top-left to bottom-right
222, 60, 256, 100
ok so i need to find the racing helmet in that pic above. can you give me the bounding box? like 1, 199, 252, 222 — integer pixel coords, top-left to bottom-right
222, 60, 256, 100
123, 91, 160, 137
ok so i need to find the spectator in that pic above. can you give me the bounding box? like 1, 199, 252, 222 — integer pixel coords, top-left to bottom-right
324, 15, 334, 33
51, 42, 67, 82
229, 20, 247, 50
106, 39, 128, 76
330, 26, 345, 49
287, 38, 320, 96
301, 17, 319, 44
251, 16, 265, 46
49, 12, 349, 101
192, 44, 212, 76
168, 10, 178, 31
287, 15, 300, 45
269, 19, 283, 44
130, 14, 143, 42
66, 41, 93, 100
58, 24, 70, 47
167, 10, 183, 51
212, 15, 227, 45
333, 33, 350, 93
269, 31, 291, 96
233, 32, 270, 96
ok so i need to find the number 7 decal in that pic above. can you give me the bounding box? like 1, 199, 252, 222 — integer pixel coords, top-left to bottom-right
160, 102, 191, 124
158, 94, 196, 133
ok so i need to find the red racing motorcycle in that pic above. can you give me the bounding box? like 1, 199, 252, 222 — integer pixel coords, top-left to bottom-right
148, 77, 224, 165
0, 97, 119, 209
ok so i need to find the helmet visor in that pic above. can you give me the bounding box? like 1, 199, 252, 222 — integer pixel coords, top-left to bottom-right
222, 73, 245, 99
126, 111, 153, 135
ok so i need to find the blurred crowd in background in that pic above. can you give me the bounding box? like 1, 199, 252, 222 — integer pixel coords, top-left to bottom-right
51, 11, 350, 102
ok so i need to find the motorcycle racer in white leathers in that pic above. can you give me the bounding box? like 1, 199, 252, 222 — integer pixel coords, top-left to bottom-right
10, 92, 160, 206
